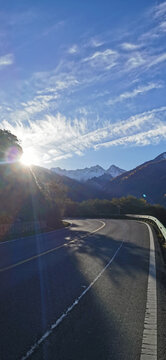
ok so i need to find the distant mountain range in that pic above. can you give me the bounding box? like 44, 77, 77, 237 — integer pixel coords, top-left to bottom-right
51, 152, 166, 205
51, 164, 126, 182
0, 152, 165, 224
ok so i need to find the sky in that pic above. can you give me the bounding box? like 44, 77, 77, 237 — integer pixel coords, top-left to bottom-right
0, 0, 166, 170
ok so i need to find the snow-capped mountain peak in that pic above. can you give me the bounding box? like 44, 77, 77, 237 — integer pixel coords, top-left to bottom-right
51, 164, 126, 182
106, 165, 126, 177
51, 165, 105, 182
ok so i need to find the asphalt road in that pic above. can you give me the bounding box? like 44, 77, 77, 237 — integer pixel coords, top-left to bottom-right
0, 219, 165, 360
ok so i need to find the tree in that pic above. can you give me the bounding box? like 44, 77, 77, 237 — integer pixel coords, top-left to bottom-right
0, 129, 23, 161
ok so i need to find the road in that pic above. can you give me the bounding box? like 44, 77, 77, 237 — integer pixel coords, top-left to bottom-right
0, 219, 165, 360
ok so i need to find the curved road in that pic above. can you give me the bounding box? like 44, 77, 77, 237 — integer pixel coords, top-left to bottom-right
0, 219, 165, 360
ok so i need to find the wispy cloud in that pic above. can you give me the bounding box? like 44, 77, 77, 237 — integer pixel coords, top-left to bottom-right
1, 113, 88, 165
68, 44, 78, 54
139, 1, 166, 41
83, 49, 117, 61
107, 83, 163, 105
159, 20, 166, 31
95, 125, 166, 148
125, 52, 146, 69
89, 37, 104, 48
0, 53, 14, 67
83, 49, 118, 69
1, 106, 166, 165
121, 42, 142, 51
122, 50, 166, 75
153, 1, 166, 19
147, 52, 166, 68
94, 107, 166, 149
41, 21, 65, 37
0, 1, 166, 168
22, 94, 59, 115
5, 73, 80, 123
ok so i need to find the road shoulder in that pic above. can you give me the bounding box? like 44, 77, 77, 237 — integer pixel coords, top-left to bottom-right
152, 226, 166, 360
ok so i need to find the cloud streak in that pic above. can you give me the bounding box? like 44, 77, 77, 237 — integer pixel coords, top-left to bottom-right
0, 53, 14, 67
0, 1, 166, 168
1, 106, 166, 165
121, 42, 142, 51
68, 45, 78, 54
107, 83, 163, 105
83, 49, 119, 69
95, 125, 166, 148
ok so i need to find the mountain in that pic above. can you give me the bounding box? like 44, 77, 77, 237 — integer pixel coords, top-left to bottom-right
33, 165, 107, 202
51, 164, 126, 182
51, 165, 105, 182
1, 151, 165, 227
87, 173, 113, 190
31, 152, 166, 205
107, 165, 126, 177
0, 163, 107, 229
104, 153, 166, 206
32, 152, 166, 205
153, 152, 166, 162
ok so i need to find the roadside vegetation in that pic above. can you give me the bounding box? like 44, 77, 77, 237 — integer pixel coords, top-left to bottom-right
63, 196, 166, 227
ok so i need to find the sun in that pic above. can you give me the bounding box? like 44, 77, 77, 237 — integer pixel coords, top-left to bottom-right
20, 149, 38, 166
20, 152, 33, 166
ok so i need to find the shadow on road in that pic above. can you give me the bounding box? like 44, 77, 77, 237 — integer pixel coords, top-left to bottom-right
0, 219, 152, 360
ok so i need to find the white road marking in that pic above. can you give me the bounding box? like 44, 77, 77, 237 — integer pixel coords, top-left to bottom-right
0, 228, 67, 245
0, 221, 106, 272
80, 220, 105, 238
89, 220, 105, 234
140, 223, 157, 360
21, 240, 123, 360
0, 220, 105, 245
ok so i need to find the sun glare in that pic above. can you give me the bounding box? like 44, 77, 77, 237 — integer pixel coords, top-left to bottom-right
20, 149, 38, 166
20, 153, 33, 166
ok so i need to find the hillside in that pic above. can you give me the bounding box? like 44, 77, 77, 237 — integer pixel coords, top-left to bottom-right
104, 156, 166, 206
35, 153, 166, 206
0, 162, 57, 223
32, 165, 107, 202
0, 152, 165, 229
0, 162, 107, 228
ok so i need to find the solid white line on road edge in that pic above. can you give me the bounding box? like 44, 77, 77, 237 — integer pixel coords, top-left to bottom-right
21, 240, 123, 360
0, 221, 106, 273
80, 220, 106, 238
90, 220, 106, 233
140, 223, 157, 360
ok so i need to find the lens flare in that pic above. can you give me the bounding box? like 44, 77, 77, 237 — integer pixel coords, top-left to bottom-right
20, 149, 38, 166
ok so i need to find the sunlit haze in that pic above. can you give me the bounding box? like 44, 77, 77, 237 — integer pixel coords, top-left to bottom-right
20, 149, 39, 166
0, 0, 166, 170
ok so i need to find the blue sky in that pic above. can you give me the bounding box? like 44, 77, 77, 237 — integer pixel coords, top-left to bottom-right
0, 0, 166, 170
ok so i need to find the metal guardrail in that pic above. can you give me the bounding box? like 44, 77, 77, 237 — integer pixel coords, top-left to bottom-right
127, 214, 166, 242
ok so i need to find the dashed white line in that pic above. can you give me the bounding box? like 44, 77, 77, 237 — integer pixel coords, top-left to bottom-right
140, 223, 157, 360
21, 239, 123, 360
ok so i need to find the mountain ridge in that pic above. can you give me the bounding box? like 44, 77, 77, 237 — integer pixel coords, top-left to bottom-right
103, 153, 166, 206
51, 164, 126, 182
